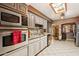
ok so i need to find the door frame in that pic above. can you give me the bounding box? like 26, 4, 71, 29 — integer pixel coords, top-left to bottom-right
61, 23, 76, 41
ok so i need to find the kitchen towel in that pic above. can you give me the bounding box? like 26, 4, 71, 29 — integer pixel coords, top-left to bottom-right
12, 30, 22, 44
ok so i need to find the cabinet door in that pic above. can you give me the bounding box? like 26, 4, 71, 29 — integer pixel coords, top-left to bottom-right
35, 15, 40, 24
35, 40, 41, 54
40, 36, 47, 50
28, 12, 32, 28
18, 3, 27, 14
29, 43, 35, 56
41, 18, 43, 25
28, 39, 41, 56
43, 20, 45, 29
42, 37, 46, 49
28, 13, 31, 27
40, 37, 45, 50
28, 42, 37, 56
42, 38, 45, 48
28, 12, 35, 28
39, 17, 41, 24
4, 46, 27, 56
1, 3, 16, 9
35, 15, 37, 24
43, 20, 47, 29
43, 36, 47, 47
45, 20, 47, 29
31, 13, 35, 28
39, 40, 42, 51
40, 18, 42, 25
1, 3, 27, 15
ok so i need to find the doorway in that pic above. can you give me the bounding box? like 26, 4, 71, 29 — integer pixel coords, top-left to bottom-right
61, 23, 76, 42
53, 25, 59, 40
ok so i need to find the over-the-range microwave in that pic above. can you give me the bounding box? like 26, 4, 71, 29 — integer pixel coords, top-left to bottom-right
0, 7, 22, 26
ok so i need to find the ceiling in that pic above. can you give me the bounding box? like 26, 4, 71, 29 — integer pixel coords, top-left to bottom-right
28, 3, 79, 20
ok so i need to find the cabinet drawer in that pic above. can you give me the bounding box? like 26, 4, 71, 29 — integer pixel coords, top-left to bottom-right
4, 46, 27, 56
28, 42, 37, 56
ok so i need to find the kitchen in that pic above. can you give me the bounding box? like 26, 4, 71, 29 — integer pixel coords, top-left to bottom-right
0, 3, 52, 56
0, 3, 79, 56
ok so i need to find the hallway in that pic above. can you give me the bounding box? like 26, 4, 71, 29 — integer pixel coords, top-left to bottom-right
38, 40, 79, 56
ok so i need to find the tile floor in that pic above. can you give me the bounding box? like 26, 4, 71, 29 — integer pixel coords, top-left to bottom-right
38, 40, 79, 56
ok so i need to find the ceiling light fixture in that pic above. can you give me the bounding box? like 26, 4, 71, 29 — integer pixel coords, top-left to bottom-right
60, 16, 64, 19
60, 13, 65, 19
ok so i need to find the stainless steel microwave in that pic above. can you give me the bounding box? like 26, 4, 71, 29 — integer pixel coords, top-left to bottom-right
0, 7, 22, 26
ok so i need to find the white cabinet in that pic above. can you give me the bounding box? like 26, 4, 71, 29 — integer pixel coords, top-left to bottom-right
35, 40, 40, 54
38, 40, 42, 51
28, 13, 31, 27
28, 12, 35, 28
1, 3, 27, 15
28, 36, 47, 56
28, 42, 36, 56
40, 37, 44, 50
39, 17, 41, 24
35, 15, 40, 24
43, 36, 47, 47
28, 38, 40, 56
43, 20, 47, 29
35, 15, 44, 25
39, 18, 43, 25
40, 36, 47, 50
4, 46, 27, 56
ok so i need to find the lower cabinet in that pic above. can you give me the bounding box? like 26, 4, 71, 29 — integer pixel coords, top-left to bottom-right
4, 46, 28, 56
44, 36, 47, 47
35, 41, 40, 54
2, 36, 47, 56
40, 37, 44, 50
3, 36, 47, 56
28, 42, 36, 56
28, 39, 40, 56
28, 36, 47, 56
40, 36, 47, 50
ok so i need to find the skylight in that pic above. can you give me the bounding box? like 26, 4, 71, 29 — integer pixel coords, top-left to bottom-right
50, 3, 66, 14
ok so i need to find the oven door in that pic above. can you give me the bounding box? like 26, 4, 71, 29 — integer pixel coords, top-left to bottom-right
0, 31, 28, 55
0, 31, 13, 48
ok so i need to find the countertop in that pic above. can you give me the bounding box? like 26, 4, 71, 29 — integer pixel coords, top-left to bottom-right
28, 34, 48, 44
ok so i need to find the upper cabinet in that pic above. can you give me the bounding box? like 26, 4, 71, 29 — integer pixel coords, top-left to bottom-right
0, 3, 28, 15
28, 5, 53, 30
1, 3, 16, 9
28, 12, 35, 28
38, 17, 42, 25
28, 11, 48, 29
35, 15, 43, 25
43, 20, 47, 29
35, 15, 40, 24
18, 3, 28, 15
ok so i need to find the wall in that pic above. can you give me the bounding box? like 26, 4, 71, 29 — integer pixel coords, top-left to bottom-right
52, 16, 79, 25
52, 16, 79, 40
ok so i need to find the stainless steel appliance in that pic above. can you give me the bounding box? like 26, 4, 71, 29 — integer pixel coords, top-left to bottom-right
0, 7, 21, 26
